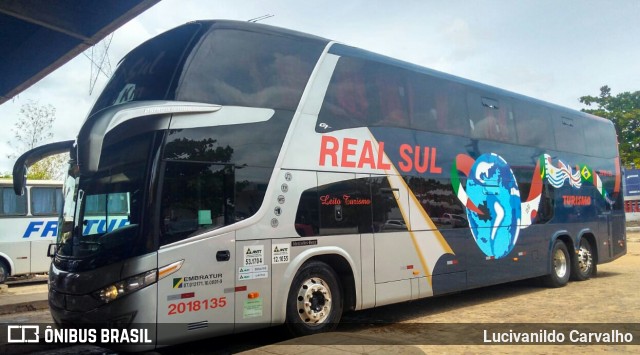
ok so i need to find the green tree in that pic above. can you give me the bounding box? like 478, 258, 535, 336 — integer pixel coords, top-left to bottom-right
6, 100, 69, 180
580, 86, 640, 168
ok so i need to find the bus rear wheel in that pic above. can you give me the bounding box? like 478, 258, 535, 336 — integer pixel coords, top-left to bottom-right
286, 261, 342, 336
544, 240, 570, 288
571, 238, 595, 281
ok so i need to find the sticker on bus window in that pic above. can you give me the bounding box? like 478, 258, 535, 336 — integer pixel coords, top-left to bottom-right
243, 245, 264, 266
198, 210, 212, 225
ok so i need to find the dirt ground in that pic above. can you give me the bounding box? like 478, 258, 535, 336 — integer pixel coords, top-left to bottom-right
252, 233, 640, 355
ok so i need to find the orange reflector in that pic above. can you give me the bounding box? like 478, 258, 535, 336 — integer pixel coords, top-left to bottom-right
248, 292, 260, 299
412, 270, 420, 276
513, 257, 519, 262
158, 260, 184, 280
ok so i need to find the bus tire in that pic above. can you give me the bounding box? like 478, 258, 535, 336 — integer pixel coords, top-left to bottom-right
0, 260, 9, 284
544, 240, 570, 288
285, 260, 343, 336
571, 238, 595, 281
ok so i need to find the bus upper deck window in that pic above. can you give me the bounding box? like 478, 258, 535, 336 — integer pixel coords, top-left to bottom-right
318, 57, 370, 131
376, 79, 410, 128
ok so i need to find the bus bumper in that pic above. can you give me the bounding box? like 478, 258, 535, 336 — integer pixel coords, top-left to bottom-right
49, 283, 157, 351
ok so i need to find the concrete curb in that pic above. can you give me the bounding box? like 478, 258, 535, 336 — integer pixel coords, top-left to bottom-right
0, 299, 49, 315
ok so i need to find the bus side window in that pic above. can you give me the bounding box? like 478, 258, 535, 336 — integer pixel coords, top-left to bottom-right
468, 94, 516, 143
318, 57, 370, 132
433, 82, 468, 136
584, 119, 617, 158
1, 187, 27, 216
407, 75, 469, 136
408, 75, 438, 132
295, 188, 319, 237
553, 114, 585, 154
514, 101, 555, 149
160, 161, 235, 245
30, 187, 63, 216
373, 68, 410, 128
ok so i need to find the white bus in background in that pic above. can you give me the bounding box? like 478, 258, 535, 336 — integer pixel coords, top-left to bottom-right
0, 179, 131, 283
0, 179, 62, 283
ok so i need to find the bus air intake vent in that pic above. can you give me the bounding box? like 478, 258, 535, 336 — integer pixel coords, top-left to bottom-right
187, 321, 208, 331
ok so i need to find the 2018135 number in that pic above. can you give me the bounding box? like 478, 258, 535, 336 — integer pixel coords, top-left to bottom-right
168, 297, 227, 315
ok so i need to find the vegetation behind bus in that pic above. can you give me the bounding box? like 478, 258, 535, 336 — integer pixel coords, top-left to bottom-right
5, 100, 68, 180
580, 85, 640, 167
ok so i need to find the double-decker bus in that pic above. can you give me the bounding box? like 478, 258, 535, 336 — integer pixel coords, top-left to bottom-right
0, 179, 62, 283
13, 20, 625, 349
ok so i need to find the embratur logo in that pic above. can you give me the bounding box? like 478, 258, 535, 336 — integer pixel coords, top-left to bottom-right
173, 278, 184, 288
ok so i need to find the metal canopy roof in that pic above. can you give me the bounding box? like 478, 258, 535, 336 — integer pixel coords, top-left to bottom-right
0, 0, 159, 105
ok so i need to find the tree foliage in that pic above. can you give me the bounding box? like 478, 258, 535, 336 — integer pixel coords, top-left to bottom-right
580, 85, 640, 167
6, 100, 69, 180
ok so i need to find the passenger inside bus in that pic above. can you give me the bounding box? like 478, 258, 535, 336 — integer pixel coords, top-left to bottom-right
375, 74, 410, 128
471, 113, 500, 140
320, 61, 370, 129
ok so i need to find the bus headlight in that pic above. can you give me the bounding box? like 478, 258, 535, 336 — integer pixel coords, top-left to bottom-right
94, 270, 157, 303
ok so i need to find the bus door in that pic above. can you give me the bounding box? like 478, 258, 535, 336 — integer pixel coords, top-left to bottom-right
371, 174, 418, 306
30, 237, 54, 272
156, 232, 236, 345
598, 193, 613, 259
599, 194, 625, 260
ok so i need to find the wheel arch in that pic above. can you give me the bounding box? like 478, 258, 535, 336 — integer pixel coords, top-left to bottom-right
273, 246, 359, 324
576, 231, 599, 265
0, 252, 15, 276
548, 231, 574, 274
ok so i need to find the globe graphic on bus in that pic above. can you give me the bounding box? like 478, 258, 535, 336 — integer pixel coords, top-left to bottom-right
465, 153, 521, 258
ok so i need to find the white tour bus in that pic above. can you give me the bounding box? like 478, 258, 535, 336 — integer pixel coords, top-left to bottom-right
0, 179, 62, 283
13, 20, 625, 350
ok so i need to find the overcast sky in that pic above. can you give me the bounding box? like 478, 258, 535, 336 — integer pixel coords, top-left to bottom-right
1, 0, 638, 173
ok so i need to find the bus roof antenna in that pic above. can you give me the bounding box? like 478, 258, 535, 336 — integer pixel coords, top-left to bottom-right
248, 14, 274, 23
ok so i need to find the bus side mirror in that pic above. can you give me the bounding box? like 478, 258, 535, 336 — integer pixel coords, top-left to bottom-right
12, 140, 75, 195
12, 164, 27, 196
47, 244, 58, 258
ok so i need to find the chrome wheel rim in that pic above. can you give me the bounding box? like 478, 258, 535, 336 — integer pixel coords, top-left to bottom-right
577, 242, 593, 274
296, 277, 332, 325
554, 247, 568, 278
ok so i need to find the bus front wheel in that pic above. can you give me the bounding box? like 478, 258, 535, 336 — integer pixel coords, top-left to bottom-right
0, 260, 9, 284
571, 238, 595, 281
544, 240, 571, 288
286, 260, 343, 336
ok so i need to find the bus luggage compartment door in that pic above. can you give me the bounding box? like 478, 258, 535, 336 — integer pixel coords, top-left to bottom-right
156, 231, 236, 345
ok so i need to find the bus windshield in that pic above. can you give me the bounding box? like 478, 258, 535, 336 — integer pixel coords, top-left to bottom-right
55, 132, 155, 270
